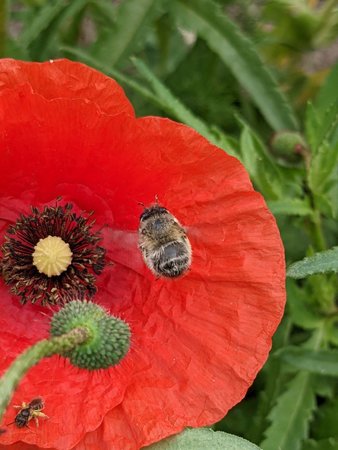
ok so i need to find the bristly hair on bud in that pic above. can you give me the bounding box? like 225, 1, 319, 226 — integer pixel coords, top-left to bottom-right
0, 203, 106, 305
50, 301, 131, 370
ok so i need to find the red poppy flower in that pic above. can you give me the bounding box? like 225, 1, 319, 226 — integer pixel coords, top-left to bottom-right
0, 59, 285, 450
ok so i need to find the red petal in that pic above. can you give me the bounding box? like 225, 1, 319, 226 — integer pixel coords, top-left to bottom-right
0, 59, 134, 117
0, 445, 52, 450
0, 62, 285, 449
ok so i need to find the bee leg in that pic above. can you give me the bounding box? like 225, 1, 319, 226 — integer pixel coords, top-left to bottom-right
13, 402, 27, 409
35, 412, 49, 419
34, 417, 39, 427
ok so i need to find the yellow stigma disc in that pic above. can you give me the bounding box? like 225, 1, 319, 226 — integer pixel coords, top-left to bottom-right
32, 236, 73, 277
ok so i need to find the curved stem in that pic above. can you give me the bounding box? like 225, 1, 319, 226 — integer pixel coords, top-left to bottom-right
310, 211, 327, 252
0, 327, 90, 422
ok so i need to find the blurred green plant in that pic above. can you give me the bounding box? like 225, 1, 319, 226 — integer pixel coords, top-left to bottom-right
3, 1, 338, 449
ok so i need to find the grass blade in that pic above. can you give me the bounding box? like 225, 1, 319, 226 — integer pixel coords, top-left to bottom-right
19, 0, 67, 49
175, 0, 299, 131
62, 46, 162, 104
93, 0, 164, 66
239, 123, 283, 199
62, 47, 239, 158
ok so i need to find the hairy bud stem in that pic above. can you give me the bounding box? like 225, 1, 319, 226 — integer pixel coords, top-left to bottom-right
0, 327, 90, 422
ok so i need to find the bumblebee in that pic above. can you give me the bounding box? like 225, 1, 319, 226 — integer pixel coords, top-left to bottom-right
13, 397, 48, 428
138, 204, 192, 278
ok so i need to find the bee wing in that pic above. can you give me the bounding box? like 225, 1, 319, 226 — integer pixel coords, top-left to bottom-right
102, 228, 145, 274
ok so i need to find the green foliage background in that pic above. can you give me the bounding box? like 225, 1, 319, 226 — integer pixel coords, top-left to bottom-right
1, 0, 338, 449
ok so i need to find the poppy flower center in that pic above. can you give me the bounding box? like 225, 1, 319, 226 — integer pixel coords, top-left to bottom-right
32, 235, 73, 277
0, 203, 106, 305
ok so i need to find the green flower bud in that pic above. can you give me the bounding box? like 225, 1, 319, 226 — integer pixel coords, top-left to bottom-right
50, 301, 131, 370
270, 131, 307, 162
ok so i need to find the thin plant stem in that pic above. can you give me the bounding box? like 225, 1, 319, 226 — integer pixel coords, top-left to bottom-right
0, 327, 90, 422
311, 211, 327, 252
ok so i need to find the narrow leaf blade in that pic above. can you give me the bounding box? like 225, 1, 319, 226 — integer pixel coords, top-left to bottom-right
176, 0, 299, 131
19, 0, 67, 48
61, 47, 239, 158
239, 124, 283, 199
315, 62, 338, 115
93, 0, 163, 66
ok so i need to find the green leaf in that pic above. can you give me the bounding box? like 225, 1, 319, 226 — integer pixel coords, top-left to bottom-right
278, 216, 310, 261
49, 0, 90, 48
19, 0, 90, 59
312, 397, 338, 440
287, 247, 338, 278
278, 347, 338, 376
303, 438, 338, 450
92, 0, 164, 66
267, 199, 313, 217
315, 62, 338, 115
131, 57, 238, 156
4, 38, 30, 59
261, 372, 316, 450
313, 374, 336, 399
165, 38, 239, 131
308, 139, 338, 196
239, 124, 283, 199
305, 100, 338, 197
248, 319, 292, 444
307, 101, 338, 152
326, 320, 338, 346
216, 397, 259, 441
62, 45, 165, 103
175, 0, 299, 131
286, 280, 322, 329
132, 57, 218, 134
305, 102, 321, 154
19, 0, 67, 48
88, 0, 117, 25
146, 428, 261, 449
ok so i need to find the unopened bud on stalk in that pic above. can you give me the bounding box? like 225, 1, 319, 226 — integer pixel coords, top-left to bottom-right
0, 300, 131, 422
51, 301, 131, 370
270, 131, 307, 163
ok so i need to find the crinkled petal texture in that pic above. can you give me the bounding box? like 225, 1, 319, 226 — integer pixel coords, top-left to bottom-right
0, 60, 285, 450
